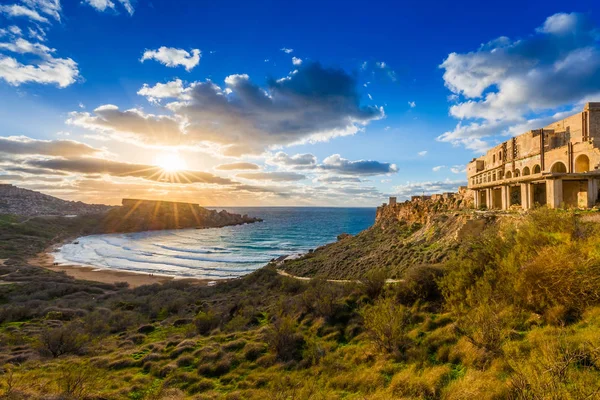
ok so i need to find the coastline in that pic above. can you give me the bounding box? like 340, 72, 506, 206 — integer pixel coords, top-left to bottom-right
29, 241, 215, 288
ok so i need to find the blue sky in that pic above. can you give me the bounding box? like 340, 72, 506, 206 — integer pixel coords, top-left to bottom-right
1, 0, 600, 205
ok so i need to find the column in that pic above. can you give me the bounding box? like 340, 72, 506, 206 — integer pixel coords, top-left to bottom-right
528, 183, 535, 209
486, 188, 492, 209
587, 179, 598, 208
474, 190, 479, 208
547, 179, 563, 209
520, 183, 530, 210
501, 186, 509, 210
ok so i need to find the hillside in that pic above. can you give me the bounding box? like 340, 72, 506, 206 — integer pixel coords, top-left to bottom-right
281, 193, 490, 279
0, 184, 112, 216
2, 207, 600, 398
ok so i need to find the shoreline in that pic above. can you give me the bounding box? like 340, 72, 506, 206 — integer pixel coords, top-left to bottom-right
29, 241, 216, 288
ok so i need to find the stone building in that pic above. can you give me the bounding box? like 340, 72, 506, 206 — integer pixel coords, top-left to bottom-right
467, 102, 600, 209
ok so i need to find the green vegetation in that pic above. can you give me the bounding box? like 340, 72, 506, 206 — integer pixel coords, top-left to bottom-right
1, 209, 600, 398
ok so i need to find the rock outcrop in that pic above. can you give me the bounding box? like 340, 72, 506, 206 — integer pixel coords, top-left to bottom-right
99, 198, 262, 233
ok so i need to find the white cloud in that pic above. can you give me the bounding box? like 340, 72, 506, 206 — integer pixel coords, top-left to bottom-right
85, 0, 114, 12
417, 150, 427, 156
439, 12, 600, 151
27, 26, 46, 41
84, 0, 133, 15
408, 101, 416, 108
140, 47, 201, 71
376, 61, 386, 68
8, 26, 22, 36
0, 54, 79, 87
292, 56, 302, 66
0, 38, 54, 57
450, 165, 466, 174
0, 34, 79, 88
393, 179, 466, 199
137, 79, 186, 103
23, 0, 61, 21
432, 165, 446, 172
117, 0, 133, 15
281, 47, 293, 54
0, 4, 49, 23
269, 152, 317, 168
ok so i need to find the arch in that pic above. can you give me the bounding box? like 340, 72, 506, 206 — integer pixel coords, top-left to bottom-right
575, 154, 590, 173
506, 171, 512, 179
533, 164, 541, 174
551, 161, 567, 174
514, 169, 521, 177
523, 166, 530, 176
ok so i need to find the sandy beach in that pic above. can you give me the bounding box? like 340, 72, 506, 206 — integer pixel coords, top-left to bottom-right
29, 247, 214, 288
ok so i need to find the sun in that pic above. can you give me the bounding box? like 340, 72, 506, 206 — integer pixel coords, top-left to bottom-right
154, 153, 187, 172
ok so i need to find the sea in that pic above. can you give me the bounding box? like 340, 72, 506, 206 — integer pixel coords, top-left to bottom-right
54, 207, 376, 279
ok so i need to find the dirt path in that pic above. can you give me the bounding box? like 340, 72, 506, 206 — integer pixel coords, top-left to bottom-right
276, 269, 402, 284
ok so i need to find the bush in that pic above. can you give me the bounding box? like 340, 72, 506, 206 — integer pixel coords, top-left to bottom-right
194, 310, 220, 335
38, 324, 88, 358
359, 296, 412, 356
265, 315, 304, 361
359, 268, 388, 299
56, 361, 102, 398
396, 264, 446, 305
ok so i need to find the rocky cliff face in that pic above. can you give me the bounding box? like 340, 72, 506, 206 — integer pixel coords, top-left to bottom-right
376, 190, 474, 226
0, 184, 113, 216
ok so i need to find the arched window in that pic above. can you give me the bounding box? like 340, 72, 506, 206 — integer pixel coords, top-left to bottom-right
515, 169, 521, 177
506, 171, 512, 179
523, 167, 530, 176
533, 165, 541, 174
575, 155, 590, 173
551, 162, 567, 174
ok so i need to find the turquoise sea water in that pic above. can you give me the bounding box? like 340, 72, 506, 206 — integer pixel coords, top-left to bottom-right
55, 207, 376, 279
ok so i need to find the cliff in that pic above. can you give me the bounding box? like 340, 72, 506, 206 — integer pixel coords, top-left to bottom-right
281, 191, 492, 280
99, 198, 262, 233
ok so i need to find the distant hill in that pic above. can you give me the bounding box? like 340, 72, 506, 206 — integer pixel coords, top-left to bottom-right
0, 184, 113, 216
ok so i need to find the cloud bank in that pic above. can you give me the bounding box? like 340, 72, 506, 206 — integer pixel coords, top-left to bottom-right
439, 12, 600, 152
69, 62, 384, 156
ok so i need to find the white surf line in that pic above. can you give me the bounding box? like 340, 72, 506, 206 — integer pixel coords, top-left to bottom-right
276, 269, 402, 284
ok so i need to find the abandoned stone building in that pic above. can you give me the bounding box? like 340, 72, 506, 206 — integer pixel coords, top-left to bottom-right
467, 102, 600, 209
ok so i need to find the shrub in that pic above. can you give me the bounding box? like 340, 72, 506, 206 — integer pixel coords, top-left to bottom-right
38, 324, 88, 358
359, 296, 412, 357
194, 310, 220, 335
359, 268, 388, 299
56, 361, 102, 399
265, 315, 304, 361
396, 264, 446, 305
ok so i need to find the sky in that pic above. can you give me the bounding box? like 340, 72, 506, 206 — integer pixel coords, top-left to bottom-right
1, 0, 600, 206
